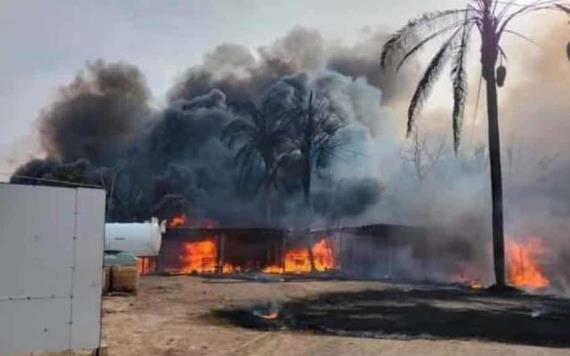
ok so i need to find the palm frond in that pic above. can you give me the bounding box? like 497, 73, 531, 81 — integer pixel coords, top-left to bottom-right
555, 3, 570, 14
221, 118, 255, 149
407, 29, 461, 135
234, 143, 260, 186
498, 1, 570, 37
491, 0, 501, 16
396, 19, 473, 71
497, 45, 509, 64
469, 71, 484, 147
497, 0, 519, 21
503, 30, 542, 48
234, 143, 257, 169
380, 9, 470, 69
451, 22, 474, 153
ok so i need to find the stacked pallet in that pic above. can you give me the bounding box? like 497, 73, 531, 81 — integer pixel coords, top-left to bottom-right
110, 265, 139, 293
103, 252, 139, 295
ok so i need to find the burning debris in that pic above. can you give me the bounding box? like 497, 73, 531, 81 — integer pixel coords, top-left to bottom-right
216, 301, 288, 331
251, 301, 281, 321
456, 272, 484, 290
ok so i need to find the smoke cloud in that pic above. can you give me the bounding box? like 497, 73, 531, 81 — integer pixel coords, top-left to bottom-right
38, 60, 151, 166
9, 22, 570, 293
13, 27, 411, 228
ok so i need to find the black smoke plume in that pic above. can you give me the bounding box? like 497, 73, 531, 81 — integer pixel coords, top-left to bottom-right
38, 60, 150, 166
12, 28, 405, 227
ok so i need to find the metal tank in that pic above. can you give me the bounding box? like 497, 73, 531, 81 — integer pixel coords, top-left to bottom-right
105, 218, 165, 256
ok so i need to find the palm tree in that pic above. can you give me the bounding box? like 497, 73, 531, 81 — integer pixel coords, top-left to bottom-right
381, 0, 570, 288
290, 89, 347, 272
222, 101, 289, 224
284, 88, 347, 210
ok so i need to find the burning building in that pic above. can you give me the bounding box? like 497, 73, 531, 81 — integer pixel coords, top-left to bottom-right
136, 215, 553, 295
146, 216, 434, 279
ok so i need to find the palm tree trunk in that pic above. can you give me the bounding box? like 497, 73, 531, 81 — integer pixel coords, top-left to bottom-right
481, 9, 506, 288
303, 156, 312, 206
303, 92, 314, 209
305, 233, 316, 273
265, 182, 272, 225
304, 91, 316, 272
264, 164, 272, 225
484, 65, 506, 288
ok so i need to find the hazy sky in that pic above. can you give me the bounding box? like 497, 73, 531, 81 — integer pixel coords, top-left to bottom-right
0, 0, 548, 175
0, 1, 464, 147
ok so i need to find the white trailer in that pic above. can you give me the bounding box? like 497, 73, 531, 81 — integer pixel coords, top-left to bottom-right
0, 183, 105, 355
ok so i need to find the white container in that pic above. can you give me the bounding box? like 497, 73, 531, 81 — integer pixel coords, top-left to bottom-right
105, 219, 164, 256
0, 183, 105, 354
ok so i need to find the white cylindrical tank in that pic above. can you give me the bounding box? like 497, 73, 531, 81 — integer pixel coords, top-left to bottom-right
105, 218, 164, 256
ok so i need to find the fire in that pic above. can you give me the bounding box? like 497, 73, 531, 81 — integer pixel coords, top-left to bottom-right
137, 257, 154, 275
456, 270, 484, 289
507, 237, 550, 289
221, 263, 236, 274
262, 265, 283, 274
168, 214, 219, 229
264, 237, 335, 274
177, 236, 335, 275
469, 280, 483, 289
178, 239, 236, 274
180, 238, 218, 274
258, 311, 279, 320
169, 214, 187, 228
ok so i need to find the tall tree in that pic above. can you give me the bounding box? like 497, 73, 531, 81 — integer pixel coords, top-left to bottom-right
222, 101, 289, 224
381, 0, 570, 288
285, 87, 347, 272
285, 89, 347, 210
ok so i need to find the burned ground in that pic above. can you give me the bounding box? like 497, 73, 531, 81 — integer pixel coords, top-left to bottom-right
95, 276, 570, 356
218, 287, 570, 348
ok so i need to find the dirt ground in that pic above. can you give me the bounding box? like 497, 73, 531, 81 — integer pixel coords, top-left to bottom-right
94, 275, 570, 356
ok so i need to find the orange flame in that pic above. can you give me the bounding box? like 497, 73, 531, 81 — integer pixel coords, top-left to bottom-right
180, 238, 218, 274
169, 214, 187, 228
259, 311, 279, 320
137, 257, 154, 275
264, 237, 335, 274
455, 270, 484, 289
507, 237, 550, 289
169, 214, 219, 229
469, 281, 483, 290
456, 273, 484, 289
262, 265, 284, 274
178, 238, 236, 274
177, 236, 335, 275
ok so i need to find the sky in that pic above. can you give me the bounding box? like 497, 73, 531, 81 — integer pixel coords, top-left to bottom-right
0, 0, 551, 176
